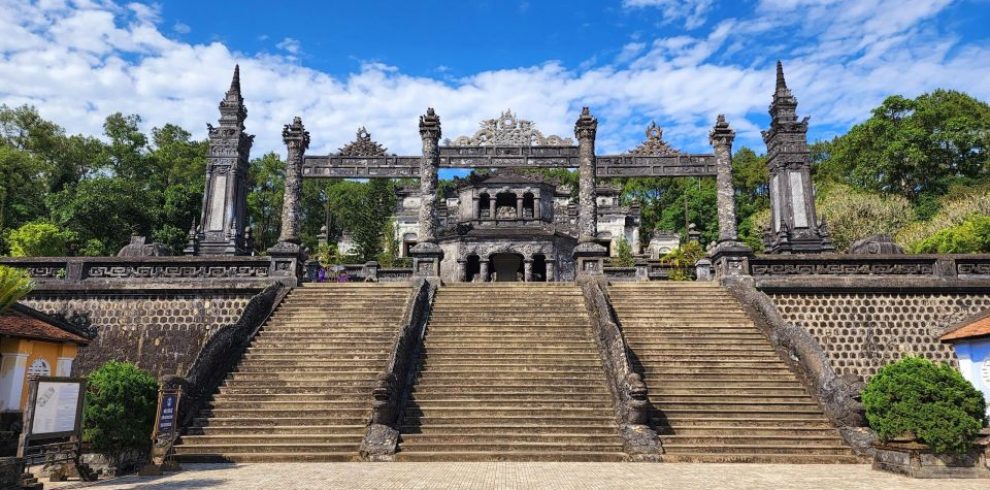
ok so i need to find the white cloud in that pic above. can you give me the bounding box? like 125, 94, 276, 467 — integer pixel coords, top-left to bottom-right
173, 21, 190, 34
276, 37, 301, 55
0, 0, 986, 161
623, 0, 713, 30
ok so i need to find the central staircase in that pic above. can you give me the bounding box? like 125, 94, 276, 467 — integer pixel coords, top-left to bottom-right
175, 283, 410, 462
396, 283, 626, 461
609, 282, 859, 463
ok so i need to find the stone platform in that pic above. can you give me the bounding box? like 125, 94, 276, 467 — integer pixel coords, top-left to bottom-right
45, 463, 990, 489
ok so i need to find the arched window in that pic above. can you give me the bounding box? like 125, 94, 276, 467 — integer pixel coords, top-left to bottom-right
27, 358, 50, 379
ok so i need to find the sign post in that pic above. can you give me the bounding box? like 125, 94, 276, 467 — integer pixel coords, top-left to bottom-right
140, 386, 183, 475
17, 376, 93, 483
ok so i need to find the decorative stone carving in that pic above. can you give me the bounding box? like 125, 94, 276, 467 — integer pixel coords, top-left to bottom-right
447, 109, 573, 147
629, 121, 680, 156
338, 127, 390, 157
276, 116, 310, 245
117, 235, 172, 257
849, 235, 905, 255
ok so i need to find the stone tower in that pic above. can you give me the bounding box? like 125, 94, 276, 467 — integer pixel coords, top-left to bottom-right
195, 65, 254, 256
761, 61, 834, 254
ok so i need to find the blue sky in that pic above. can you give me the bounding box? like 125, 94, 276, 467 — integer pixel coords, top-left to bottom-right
1, 0, 989, 161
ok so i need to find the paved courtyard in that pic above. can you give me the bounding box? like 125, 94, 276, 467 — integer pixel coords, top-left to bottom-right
45, 463, 988, 489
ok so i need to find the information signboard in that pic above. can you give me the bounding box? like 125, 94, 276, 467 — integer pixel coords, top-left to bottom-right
31, 380, 82, 437
154, 389, 181, 443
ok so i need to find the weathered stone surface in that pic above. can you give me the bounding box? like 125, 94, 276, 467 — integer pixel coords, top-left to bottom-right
849, 235, 905, 255
360, 424, 400, 462
575, 107, 598, 243
277, 116, 310, 244
873, 443, 990, 479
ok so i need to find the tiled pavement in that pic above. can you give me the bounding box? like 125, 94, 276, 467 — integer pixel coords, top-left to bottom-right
45, 463, 987, 490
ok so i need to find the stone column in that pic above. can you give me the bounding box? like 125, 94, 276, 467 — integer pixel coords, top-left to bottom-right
575, 107, 598, 243
524, 259, 533, 282
410, 108, 444, 277
268, 117, 310, 283
479, 260, 490, 282
457, 259, 467, 282
534, 192, 542, 220
572, 107, 608, 279
516, 196, 524, 220
473, 195, 481, 220
489, 196, 496, 220
708, 115, 753, 279
711, 114, 737, 243
546, 260, 556, 282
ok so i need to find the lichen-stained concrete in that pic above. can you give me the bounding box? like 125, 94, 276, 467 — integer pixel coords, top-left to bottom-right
46, 463, 989, 490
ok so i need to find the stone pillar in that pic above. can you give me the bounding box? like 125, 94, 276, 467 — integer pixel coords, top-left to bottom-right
572, 107, 608, 279
488, 196, 496, 220
534, 193, 542, 220
524, 259, 533, 282
546, 260, 556, 282
473, 196, 481, 220
516, 196, 524, 220
708, 114, 753, 280
575, 107, 598, 243
278, 117, 308, 244
268, 116, 310, 283
479, 260, 490, 282
409, 108, 444, 278
457, 259, 467, 282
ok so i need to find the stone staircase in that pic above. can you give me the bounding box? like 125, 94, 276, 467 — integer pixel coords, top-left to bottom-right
608, 282, 859, 463
174, 283, 410, 462
397, 283, 626, 461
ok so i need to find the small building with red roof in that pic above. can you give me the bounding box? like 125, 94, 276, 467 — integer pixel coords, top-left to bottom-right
0, 303, 90, 412
940, 312, 990, 419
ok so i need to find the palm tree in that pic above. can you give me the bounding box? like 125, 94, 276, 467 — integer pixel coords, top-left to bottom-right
0, 266, 33, 313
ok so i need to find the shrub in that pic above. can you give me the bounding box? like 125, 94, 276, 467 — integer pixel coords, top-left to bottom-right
862, 357, 987, 455
83, 361, 158, 456
660, 241, 705, 281
913, 214, 990, 253
815, 183, 914, 252
0, 265, 33, 313
897, 184, 990, 250
613, 238, 635, 267
5, 221, 77, 257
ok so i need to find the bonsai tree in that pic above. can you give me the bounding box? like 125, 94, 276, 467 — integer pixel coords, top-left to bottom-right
660, 241, 705, 281
0, 265, 33, 313
863, 356, 987, 455
83, 361, 158, 462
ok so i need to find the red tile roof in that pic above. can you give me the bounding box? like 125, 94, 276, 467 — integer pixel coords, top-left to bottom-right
0, 307, 89, 345
941, 313, 990, 342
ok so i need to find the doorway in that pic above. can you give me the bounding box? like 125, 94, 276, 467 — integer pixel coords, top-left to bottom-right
490, 253, 524, 282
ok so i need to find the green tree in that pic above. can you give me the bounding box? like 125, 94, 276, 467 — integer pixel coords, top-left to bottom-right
5, 221, 77, 257
327, 180, 397, 261
863, 357, 986, 455
0, 146, 47, 251
821, 90, 990, 200
247, 153, 285, 253
103, 113, 150, 183
660, 241, 705, 281
83, 361, 158, 456
0, 265, 33, 313
47, 177, 154, 255
378, 218, 400, 267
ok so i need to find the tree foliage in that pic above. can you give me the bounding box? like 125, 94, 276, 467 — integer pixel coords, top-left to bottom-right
660, 241, 705, 281
0, 265, 33, 313
327, 180, 397, 262
5, 221, 77, 257
815, 183, 915, 252
613, 238, 635, 267
83, 361, 159, 455
821, 90, 990, 200
863, 357, 986, 455
913, 214, 990, 254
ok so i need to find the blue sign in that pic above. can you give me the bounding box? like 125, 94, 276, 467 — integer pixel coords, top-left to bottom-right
157, 391, 179, 441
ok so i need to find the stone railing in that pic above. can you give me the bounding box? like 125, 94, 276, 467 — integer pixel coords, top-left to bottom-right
722, 278, 876, 456
601, 260, 694, 282
0, 256, 277, 289
579, 277, 660, 460
160, 282, 288, 447
361, 278, 436, 460
748, 254, 990, 291
302, 261, 414, 283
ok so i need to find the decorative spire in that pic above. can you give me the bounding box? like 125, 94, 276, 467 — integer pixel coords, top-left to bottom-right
217, 64, 247, 130
419, 107, 442, 141
709, 114, 735, 146
574, 106, 597, 140
775, 60, 788, 95
629, 121, 680, 156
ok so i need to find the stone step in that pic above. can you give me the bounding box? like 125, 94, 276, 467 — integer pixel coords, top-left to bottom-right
222, 379, 377, 388
396, 442, 624, 453
193, 416, 367, 427
659, 453, 861, 464
408, 394, 612, 403
174, 443, 360, 454
399, 424, 619, 435
658, 417, 834, 428
187, 425, 366, 435
234, 365, 383, 373
200, 408, 369, 418
400, 434, 622, 444
653, 394, 817, 404
394, 451, 627, 462
660, 443, 851, 455
656, 426, 841, 437
180, 434, 363, 445
404, 407, 612, 418
213, 393, 372, 401
661, 435, 846, 446
417, 363, 604, 370
409, 384, 610, 394
208, 401, 370, 410
417, 354, 602, 361
656, 409, 827, 419
402, 415, 616, 426
655, 402, 822, 412
173, 452, 359, 463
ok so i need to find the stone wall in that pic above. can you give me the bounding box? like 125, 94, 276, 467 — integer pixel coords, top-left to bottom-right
23, 291, 255, 379
768, 292, 990, 379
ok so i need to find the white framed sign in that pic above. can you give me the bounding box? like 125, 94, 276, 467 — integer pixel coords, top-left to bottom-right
31, 380, 82, 436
